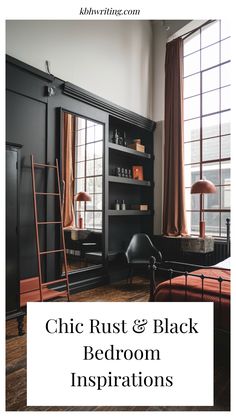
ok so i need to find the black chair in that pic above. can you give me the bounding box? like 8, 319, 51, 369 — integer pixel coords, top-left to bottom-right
125, 233, 162, 284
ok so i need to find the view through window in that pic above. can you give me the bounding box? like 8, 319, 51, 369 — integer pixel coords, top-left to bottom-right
74, 117, 103, 230
183, 20, 231, 237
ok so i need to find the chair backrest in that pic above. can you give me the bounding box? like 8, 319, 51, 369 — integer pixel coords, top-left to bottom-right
126, 233, 159, 262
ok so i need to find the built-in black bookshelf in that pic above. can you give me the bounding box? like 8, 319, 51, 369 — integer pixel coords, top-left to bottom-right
107, 115, 155, 254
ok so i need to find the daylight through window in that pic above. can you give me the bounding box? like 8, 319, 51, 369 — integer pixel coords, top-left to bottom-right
183, 20, 231, 237
74, 118, 103, 230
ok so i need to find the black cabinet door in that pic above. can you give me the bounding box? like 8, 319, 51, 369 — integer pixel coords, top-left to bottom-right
6, 146, 20, 315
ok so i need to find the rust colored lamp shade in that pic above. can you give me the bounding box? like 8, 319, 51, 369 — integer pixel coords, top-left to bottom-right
74, 191, 92, 202
74, 192, 92, 229
191, 179, 216, 238
191, 179, 216, 194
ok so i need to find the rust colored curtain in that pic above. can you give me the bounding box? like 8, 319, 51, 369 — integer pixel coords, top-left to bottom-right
62, 113, 75, 227
162, 37, 188, 236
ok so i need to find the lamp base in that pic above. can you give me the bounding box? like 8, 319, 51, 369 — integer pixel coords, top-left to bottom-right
199, 221, 205, 238
78, 216, 83, 229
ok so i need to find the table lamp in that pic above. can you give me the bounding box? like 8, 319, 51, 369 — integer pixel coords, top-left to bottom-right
74, 192, 91, 229
191, 179, 216, 238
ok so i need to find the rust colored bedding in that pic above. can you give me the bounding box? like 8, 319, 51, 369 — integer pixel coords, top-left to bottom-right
153, 268, 230, 331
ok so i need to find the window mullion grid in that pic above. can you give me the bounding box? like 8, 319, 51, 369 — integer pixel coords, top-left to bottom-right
219, 29, 222, 236
74, 118, 78, 224
184, 21, 230, 237
199, 26, 203, 232
84, 120, 87, 228
93, 127, 95, 229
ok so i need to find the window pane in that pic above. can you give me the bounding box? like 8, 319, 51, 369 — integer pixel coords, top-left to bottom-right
221, 111, 230, 135
184, 51, 200, 76
75, 145, 85, 162
95, 158, 103, 175
201, 21, 220, 48
184, 118, 200, 141
185, 188, 200, 211
75, 178, 84, 194
184, 141, 200, 164
201, 43, 219, 70
221, 86, 230, 110
221, 38, 230, 63
221, 185, 230, 209
221, 135, 230, 158
221, 62, 230, 87
86, 177, 94, 193
202, 162, 220, 185
220, 20, 230, 40
184, 163, 200, 187
87, 126, 95, 143
205, 212, 219, 236
203, 137, 219, 161
202, 114, 220, 138
75, 129, 85, 146
202, 66, 219, 92
94, 124, 103, 141
87, 119, 95, 127
86, 143, 94, 160
95, 194, 103, 210
75, 162, 85, 178
75, 118, 86, 145
85, 212, 94, 229
78, 201, 85, 212
204, 186, 220, 209
94, 141, 103, 158
86, 160, 94, 176
76, 117, 85, 129
184, 73, 200, 98
94, 212, 102, 229
95, 176, 102, 193
202, 89, 220, 115
86, 195, 94, 211
184, 30, 200, 56
184, 96, 200, 119
190, 211, 199, 234
221, 212, 230, 236
221, 161, 231, 185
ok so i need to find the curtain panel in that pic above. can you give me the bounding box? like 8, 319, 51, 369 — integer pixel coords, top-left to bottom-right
62, 113, 75, 228
162, 37, 188, 236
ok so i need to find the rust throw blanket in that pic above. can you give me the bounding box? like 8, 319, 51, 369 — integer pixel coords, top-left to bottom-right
152, 268, 230, 331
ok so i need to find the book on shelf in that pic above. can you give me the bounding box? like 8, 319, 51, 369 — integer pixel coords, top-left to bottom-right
131, 204, 149, 211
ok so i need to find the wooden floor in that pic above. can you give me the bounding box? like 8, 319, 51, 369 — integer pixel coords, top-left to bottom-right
6, 277, 230, 411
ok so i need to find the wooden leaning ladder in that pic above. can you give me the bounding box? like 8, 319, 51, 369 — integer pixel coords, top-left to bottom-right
31, 155, 70, 302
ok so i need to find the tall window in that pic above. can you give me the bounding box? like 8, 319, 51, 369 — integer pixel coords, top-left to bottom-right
183, 20, 231, 237
74, 117, 103, 230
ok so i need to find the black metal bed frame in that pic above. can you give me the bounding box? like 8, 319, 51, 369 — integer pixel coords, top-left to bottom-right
149, 219, 231, 332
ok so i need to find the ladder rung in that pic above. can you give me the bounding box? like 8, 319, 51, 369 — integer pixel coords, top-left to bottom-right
35, 192, 60, 196
41, 278, 67, 287
40, 249, 64, 255
37, 221, 62, 225
34, 163, 57, 168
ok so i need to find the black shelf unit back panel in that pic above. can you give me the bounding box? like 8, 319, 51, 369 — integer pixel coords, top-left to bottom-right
109, 182, 152, 211
109, 150, 152, 180
109, 115, 153, 155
